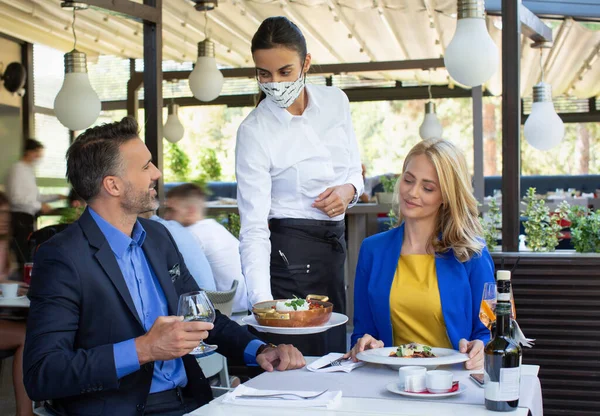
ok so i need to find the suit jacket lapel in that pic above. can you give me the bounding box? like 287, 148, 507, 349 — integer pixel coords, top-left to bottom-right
78, 209, 144, 329
141, 226, 179, 315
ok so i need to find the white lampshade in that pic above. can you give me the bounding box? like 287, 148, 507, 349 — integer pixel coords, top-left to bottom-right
188, 40, 224, 102
524, 83, 564, 151
163, 103, 185, 143
419, 102, 443, 140
54, 50, 101, 131
444, 1, 499, 87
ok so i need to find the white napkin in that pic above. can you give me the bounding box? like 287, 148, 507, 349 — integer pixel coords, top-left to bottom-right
306, 352, 365, 373
222, 385, 342, 409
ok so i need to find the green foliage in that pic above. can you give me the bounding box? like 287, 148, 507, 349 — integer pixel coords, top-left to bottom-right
566, 205, 600, 253
196, 148, 222, 184
480, 197, 501, 249
380, 176, 397, 194
522, 187, 565, 252
164, 141, 190, 182
217, 213, 241, 239
59, 207, 84, 224
387, 208, 398, 229
284, 296, 307, 311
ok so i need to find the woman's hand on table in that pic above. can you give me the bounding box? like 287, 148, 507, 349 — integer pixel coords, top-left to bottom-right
312, 184, 356, 218
460, 338, 484, 370
343, 334, 384, 362
256, 344, 306, 372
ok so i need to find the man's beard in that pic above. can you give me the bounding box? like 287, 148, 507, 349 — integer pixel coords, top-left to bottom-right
121, 181, 159, 215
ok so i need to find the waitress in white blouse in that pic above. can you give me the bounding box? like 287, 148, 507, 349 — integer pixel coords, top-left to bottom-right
235, 16, 364, 355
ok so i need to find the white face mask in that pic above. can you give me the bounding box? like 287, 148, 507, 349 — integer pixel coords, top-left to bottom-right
258, 70, 305, 109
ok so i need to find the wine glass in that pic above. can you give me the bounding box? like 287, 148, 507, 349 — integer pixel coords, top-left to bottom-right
479, 282, 497, 330
479, 282, 517, 330
177, 291, 217, 356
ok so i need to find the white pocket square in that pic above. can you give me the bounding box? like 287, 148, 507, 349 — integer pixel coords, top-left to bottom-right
168, 264, 180, 282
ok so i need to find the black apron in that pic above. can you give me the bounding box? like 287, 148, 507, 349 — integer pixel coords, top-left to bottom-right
250, 218, 347, 356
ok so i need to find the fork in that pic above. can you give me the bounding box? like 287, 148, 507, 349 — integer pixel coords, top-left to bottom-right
317, 356, 348, 370
237, 389, 329, 400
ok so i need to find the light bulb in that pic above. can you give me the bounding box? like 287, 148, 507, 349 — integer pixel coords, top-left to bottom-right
54, 50, 101, 131
444, 0, 499, 87
524, 83, 564, 151
163, 103, 185, 143
419, 102, 443, 140
188, 39, 224, 102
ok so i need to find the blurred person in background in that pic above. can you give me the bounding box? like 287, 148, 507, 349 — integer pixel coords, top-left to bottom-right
165, 183, 247, 313
139, 209, 217, 291
0, 190, 33, 416
4, 139, 66, 264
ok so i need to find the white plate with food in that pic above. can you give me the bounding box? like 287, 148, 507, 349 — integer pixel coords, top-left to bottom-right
356, 343, 468, 370
386, 381, 466, 398
241, 312, 348, 335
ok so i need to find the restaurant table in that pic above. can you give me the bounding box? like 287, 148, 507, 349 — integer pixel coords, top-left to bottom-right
0, 296, 30, 308
0, 295, 30, 319
188, 357, 541, 416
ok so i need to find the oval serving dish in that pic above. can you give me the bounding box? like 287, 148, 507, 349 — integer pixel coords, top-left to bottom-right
252, 295, 333, 328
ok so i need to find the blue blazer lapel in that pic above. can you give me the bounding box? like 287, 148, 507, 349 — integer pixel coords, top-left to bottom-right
373, 225, 404, 346
141, 227, 180, 316
435, 252, 467, 349
78, 209, 144, 329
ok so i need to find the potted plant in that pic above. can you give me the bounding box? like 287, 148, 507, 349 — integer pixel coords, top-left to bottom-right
480, 197, 501, 250
376, 175, 397, 205
217, 213, 241, 239
522, 187, 566, 252
566, 205, 600, 253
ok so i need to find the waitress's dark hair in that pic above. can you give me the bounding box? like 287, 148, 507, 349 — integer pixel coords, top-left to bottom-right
251, 16, 307, 105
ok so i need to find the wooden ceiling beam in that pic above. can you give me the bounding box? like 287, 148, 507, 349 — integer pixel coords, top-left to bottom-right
85, 0, 160, 24
128, 58, 446, 89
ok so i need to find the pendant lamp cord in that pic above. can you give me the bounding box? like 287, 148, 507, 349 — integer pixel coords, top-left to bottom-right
539, 48, 545, 83
171, 80, 175, 105
204, 10, 209, 39
427, 69, 433, 102
72, 9, 78, 50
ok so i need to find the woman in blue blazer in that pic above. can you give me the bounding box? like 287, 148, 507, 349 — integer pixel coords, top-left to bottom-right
345, 138, 494, 370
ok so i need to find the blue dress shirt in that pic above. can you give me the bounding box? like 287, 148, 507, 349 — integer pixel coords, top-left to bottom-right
89, 209, 263, 392
150, 215, 216, 291
89, 208, 186, 393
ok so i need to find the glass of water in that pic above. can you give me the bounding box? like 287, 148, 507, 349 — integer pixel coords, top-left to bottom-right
177, 291, 217, 355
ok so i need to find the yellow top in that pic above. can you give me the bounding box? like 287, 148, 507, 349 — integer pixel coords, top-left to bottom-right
389, 254, 452, 348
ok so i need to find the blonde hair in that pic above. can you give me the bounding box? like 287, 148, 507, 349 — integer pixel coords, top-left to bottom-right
392, 138, 484, 262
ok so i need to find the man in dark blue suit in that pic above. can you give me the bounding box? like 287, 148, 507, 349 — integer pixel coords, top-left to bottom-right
23, 117, 305, 415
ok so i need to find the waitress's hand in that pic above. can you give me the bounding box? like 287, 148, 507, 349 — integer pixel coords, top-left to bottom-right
342, 334, 384, 362
460, 338, 484, 370
312, 184, 355, 218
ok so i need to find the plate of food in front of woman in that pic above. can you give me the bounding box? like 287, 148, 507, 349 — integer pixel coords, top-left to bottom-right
242, 295, 348, 335
356, 342, 469, 370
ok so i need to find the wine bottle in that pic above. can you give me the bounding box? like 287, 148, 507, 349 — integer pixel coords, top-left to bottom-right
484, 270, 522, 412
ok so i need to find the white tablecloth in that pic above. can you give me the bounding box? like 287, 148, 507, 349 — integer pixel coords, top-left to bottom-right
0, 296, 29, 308
190, 357, 542, 416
